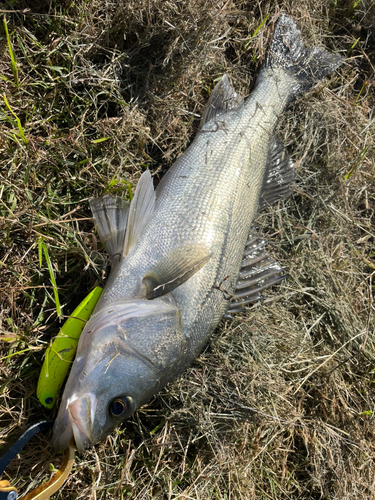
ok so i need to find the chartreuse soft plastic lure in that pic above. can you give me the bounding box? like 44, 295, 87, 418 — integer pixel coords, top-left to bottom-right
0, 289, 102, 499
37, 286, 103, 409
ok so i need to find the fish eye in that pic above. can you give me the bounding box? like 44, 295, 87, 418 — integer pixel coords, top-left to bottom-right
108, 396, 133, 420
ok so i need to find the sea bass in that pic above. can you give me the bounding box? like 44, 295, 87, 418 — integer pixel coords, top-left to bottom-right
53, 14, 342, 451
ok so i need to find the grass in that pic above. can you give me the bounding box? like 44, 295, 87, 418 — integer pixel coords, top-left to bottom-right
0, 0, 374, 499
2, 16, 19, 87
38, 238, 61, 319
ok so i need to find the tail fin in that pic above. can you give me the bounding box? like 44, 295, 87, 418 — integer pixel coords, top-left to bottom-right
264, 14, 343, 95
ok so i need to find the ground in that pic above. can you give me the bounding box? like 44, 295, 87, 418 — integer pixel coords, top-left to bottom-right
0, 0, 374, 499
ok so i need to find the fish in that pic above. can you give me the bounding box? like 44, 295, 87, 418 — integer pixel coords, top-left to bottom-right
52, 14, 343, 452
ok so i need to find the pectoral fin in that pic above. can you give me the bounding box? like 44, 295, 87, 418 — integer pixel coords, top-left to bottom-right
143, 244, 211, 299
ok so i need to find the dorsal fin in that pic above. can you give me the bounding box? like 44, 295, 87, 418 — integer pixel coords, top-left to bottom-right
89, 195, 130, 259
200, 74, 243, 128
124, 170, 155, 255
259, 137, 295, 210
142, 244, 211, 300
227, 229, 286, 314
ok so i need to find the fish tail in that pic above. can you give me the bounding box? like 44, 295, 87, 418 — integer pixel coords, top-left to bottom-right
264, 14, 343, 96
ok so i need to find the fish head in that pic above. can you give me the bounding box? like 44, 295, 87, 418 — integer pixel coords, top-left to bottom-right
52, 297, 185, 452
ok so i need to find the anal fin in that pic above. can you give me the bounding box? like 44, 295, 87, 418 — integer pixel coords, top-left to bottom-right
260, 137, 295, 210
227, 229, 286, 314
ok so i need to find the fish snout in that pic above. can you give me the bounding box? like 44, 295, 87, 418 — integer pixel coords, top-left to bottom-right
67, 393, 97, 452
53, 393, 98, 452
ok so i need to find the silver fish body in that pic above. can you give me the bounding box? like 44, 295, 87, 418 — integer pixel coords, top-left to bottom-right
53, 14, 342, 451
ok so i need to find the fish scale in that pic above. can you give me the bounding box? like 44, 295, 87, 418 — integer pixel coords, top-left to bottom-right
53, 14, 343, 452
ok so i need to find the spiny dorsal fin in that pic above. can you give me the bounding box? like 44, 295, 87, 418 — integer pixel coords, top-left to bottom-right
200, 74, 244, 128
143, 244, 211, 300
227, 229, 286, 314
260, 137, 295, 210
89, 195, 130, 259
124, 170, 155, 256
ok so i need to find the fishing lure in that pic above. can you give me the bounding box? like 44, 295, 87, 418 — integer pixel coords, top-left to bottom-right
37, 287, 103, 409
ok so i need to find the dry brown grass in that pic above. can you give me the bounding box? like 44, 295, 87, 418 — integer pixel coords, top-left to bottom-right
0, 0, 374, 498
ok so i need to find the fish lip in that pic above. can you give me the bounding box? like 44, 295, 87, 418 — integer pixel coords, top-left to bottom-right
52, 417, 73, 452
67, 393, 98, 452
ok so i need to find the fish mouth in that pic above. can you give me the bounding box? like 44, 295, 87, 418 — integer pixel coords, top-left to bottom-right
53, 393, 97, 452
68, 393, 97, 451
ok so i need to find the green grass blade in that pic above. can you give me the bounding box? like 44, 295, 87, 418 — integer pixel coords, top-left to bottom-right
38, 237, 43, 267
126, 181, 133, 201
91, 137, 111, 144
355, 80, 367, 105
39, 238, 62, 319
103, 177, 133, 199
347, 37, 360, 56
244, 14, 269, 49
3, 16, 19, 87
0, 347, 33, 362
3, 94, 28, 145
